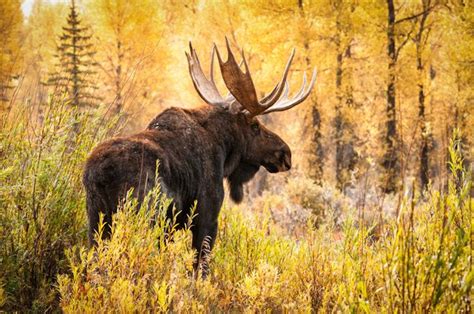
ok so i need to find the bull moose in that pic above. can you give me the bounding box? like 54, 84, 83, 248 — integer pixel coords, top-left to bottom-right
83, 39, 316, 274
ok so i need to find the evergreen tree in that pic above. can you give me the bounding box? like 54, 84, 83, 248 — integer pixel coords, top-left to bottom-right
47, 0, 98, 107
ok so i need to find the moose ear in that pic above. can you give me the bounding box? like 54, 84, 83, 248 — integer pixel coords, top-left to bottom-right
228, 101, 244, 115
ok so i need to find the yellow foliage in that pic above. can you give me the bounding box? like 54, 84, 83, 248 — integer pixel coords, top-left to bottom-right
0, 96, 471, 311
58, 179, 472, 312
0, 283, 5, 308
0, 0, 23, 104
1, 1, 473, 312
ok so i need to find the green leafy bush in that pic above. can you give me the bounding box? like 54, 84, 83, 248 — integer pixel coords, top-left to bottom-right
0, 97, 116, 311
57, 137, 472, 312
1, 96, 472, 312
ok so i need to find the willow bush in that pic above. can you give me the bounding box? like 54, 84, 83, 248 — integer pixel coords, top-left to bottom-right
58, 140, 472, 312
0, 97, 117, 311
1, 96, 472, 312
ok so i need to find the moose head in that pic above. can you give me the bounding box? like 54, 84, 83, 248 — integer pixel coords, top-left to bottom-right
185, 39, 316, 200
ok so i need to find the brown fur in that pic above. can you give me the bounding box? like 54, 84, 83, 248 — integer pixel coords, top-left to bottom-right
83, 105, 291, 274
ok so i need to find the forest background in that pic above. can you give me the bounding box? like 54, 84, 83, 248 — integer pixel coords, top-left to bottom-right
0, 0, 472, 312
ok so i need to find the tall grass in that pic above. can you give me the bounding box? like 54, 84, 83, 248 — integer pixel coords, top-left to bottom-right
0, 97, 117, 311
0, 96, 472, 311
58, 137, 472, 312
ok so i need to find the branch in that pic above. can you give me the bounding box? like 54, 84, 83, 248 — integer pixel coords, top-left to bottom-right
315, 34, 337, 44
395, 0, 408, 14
421, 26, 433, 47
395, 22, 417, 59
395, 4, 436, 25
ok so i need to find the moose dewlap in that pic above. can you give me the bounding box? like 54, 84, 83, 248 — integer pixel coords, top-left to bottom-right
83, 38, 316, 275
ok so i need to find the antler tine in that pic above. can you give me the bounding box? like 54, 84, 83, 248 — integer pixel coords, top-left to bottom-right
281, 81, 290, 101
241, 49, 251, 75
263, 81, 290, 109
292, 71, 308, 99
210, 44, 216, 83
260, 50, 297, 104
225, 37, 237, 63
262, 68, 317, 115
259, 49, 295, 110
260, 83, 280, 103
186, 41, 226, 106
216, 37, 261, 115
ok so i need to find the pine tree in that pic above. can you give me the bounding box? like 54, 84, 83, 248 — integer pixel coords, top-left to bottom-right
47, 0, 98, 107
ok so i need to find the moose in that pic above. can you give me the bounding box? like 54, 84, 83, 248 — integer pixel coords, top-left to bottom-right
83, 39, 316, 274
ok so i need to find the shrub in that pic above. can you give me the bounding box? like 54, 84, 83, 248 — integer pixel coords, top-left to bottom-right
0, 283, 5, 308
0, 97, 116, 311
1, 96, 471, 312
285, 175, 347, 227
57, 134, 472, 312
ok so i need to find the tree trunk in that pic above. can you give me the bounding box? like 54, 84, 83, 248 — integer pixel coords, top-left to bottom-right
113, 38, 124, 115
335, 31, 344, 190
416, 32, 429, 190
299, 0, 324, 183
382, 0, 399, 193
311, 104, 324, 182
415, 0, 432, 191
334, 2, 357, 192
70, 0, 80, 108
418, 80, 429, 189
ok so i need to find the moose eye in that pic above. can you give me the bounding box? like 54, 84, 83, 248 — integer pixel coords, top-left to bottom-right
251, 123, 260, 132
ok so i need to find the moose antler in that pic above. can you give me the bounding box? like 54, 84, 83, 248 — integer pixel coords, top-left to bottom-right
186, 42, 226, 106
215, 39, 261, 113
186, 38, 317, 117
261, 68, 317, 115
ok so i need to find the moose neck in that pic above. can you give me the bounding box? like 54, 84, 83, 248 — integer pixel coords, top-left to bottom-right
193, 106, 248, 178
198, 106, 260, 203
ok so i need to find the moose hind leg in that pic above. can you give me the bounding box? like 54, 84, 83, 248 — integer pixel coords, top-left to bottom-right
192, 219, 218, 279
191, 186, 223, 278
86, 183, 117, 246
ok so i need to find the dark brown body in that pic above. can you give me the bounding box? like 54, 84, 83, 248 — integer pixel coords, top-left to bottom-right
83, 105, 291, 270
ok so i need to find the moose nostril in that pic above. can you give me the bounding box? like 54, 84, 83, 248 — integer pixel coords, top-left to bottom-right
284, 156, 291, 170
280, 150, 291, 170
